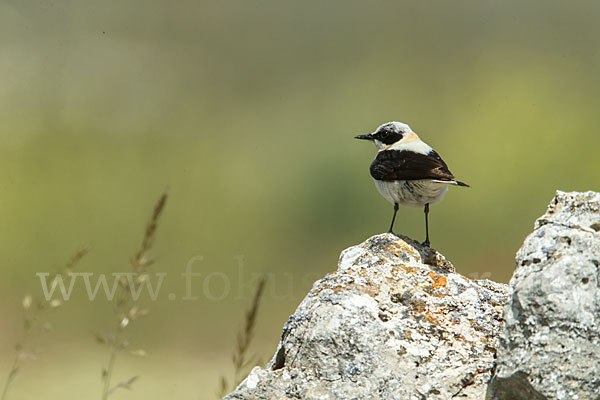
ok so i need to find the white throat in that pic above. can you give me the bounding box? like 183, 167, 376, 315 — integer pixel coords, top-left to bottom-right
373, 139, 387, 151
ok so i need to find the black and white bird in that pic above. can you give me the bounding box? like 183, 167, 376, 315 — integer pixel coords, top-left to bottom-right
355, 121, 469, 247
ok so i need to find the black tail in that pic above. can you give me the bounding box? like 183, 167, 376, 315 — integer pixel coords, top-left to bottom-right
455, 180, 470, 187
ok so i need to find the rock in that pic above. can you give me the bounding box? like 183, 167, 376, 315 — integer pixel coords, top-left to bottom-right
487, 191, 600, 399
225, 234, 510, 400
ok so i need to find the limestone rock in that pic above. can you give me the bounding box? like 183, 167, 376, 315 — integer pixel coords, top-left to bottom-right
487, 191, 600, 399
225, 234, 510, 400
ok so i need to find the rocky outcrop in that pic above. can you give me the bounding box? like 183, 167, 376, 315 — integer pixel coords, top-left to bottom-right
225, 191, 600, 400
487, 191, 600, 399
225, 234, 510, 400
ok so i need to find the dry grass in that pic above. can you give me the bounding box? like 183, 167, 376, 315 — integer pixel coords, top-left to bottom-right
218, 276, 267, 398
1, 247, 90, 400
1, 190, 267, 400
99, 192, 168, 400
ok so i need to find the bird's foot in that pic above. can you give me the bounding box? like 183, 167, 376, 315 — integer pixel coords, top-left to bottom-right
387, 230, 401, 238
421, 240, 431, 247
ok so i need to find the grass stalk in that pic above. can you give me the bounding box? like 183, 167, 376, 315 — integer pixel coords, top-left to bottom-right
219, 276, 266, 397
0, 247, 89, 400
100, 192, 167, 400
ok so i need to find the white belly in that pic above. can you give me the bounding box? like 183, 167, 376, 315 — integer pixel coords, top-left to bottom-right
374, 179, 449, 207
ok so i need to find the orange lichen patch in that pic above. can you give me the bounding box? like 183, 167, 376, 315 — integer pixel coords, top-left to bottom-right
389, 264, 417, 280
425, 311, 438, 325
428, 272, 447, 288
362, 284, 380, 298
331, 285, 348, 294
433, 276, 447, 288
310, 280, 382, 299
310, 283, 348, 296
425, 307, 458, 328
384, 241, 418, 259
405, 300, 427, 314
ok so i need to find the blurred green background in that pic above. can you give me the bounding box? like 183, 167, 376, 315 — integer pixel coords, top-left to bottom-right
1, 0, 600, 399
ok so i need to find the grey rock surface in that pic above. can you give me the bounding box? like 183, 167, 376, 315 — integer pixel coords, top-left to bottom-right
225, 234, 510, 400
487, 191, 600, 400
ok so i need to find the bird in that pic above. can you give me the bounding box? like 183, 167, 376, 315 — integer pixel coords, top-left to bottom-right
355, 121, 469, 247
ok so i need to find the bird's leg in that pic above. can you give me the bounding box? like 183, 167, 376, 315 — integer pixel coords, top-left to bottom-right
422, 203, 430, 247
388, 203, 399, 235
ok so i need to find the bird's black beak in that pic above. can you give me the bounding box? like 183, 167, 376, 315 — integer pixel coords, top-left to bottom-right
354, 134, 373, 141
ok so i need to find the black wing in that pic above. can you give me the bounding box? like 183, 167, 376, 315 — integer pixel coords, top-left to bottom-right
369, 150, 456, 182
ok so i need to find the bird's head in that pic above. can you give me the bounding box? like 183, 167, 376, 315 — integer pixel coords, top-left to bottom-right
355, 121, 412, 151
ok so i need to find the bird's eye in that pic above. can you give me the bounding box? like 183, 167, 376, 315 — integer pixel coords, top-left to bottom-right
380, 131, 389, 139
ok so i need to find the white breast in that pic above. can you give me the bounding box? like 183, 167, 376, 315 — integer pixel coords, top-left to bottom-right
374, 179, 449, 207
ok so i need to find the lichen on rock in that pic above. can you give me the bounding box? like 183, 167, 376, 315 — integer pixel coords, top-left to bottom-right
225, 234, 510, 400
225, 190, 600, 400
487, 191, 600, 400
